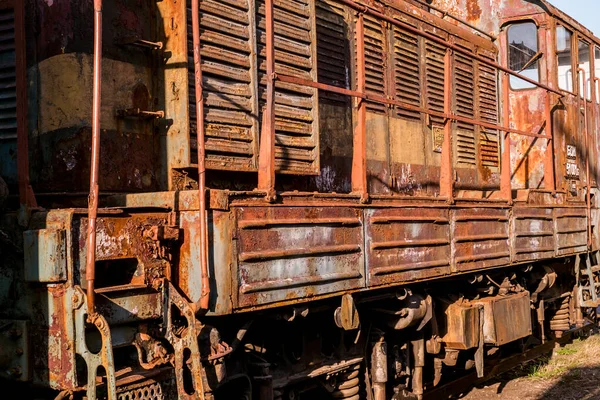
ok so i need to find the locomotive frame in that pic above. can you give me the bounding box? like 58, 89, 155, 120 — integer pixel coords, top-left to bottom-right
2, 0, 600, 399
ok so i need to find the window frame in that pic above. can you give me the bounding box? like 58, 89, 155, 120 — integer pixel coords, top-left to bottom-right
506, 20, 541, 91
577, 38, 592, 101
556, 24, 576, 95
594, 45, 600, 104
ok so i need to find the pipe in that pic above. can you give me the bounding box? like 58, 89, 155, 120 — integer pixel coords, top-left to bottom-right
544, 92, 555, 191
578, 69, 591, 248
411, 336, 425, 400
230, 321, 254, 353
371, 338, 387, 400
501, 72, 512, 204
351, 13, 367, 200
86, 0, 103, 314
440, 48, 453, 201
257, 0, 277, 200
191, 0, 210, 312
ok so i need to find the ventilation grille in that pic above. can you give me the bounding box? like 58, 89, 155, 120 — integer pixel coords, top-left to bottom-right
0, 8, 16, 142
392, 26, 421, 120
188, 0, 258, 171
316, 0, 349, 104
187, 0, 319, 174
454, 53, 476, 167
478, 62, 500, 168
256, 0, 318, 174
362, 14, 386, 114
425, 40, 445, 125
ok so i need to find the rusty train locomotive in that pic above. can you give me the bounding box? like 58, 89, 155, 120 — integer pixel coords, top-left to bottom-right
1, 0, 600, 398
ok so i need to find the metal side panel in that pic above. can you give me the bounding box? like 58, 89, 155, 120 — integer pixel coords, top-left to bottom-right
452, 208, 510, 272
555, 207, 588, 255
365, 207, 451, 286
512, 207, 555, 262
235, 206, 365, 307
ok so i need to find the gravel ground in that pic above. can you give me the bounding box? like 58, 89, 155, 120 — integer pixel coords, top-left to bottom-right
459, 333, 600, 400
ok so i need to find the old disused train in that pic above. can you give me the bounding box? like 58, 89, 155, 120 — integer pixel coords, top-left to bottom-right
1, 0, 600, 398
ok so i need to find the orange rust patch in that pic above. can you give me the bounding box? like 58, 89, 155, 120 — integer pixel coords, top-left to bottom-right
466, 0, 482, 22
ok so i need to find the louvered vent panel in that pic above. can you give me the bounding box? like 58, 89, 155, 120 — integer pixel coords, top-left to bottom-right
0, 8, 16, 142
478, 62, 500, 168
425, 40, 445, 125
454, 53, 476, 167
316, 0, 349, 104
256, 0, 319, 174
188, 0, 258, 171
392, 26, 420, 120
362, 15, 386, 114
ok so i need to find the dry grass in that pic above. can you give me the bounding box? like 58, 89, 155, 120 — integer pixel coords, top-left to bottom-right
461, 332, 600, 400
527, 335, 600, 380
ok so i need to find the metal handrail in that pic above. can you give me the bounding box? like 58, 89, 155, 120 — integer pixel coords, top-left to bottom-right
256, 0, 558, 203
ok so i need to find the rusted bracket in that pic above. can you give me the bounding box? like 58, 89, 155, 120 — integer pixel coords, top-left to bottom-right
156, 279, 207, 400
575, 252, 600, 308
117, 37, 163, 50
73, 287, 117, 400
116, 108, 165, 119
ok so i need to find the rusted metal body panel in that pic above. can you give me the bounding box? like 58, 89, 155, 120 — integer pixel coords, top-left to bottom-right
7, 0, 600, 398
555, 207, 588, 255
234, 206, 365, 307
453, 207, 510, 272
511, 207, 555, 262
365, 207, 451, 285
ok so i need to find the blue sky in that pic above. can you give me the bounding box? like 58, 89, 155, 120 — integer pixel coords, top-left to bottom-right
548, 0, 600, 37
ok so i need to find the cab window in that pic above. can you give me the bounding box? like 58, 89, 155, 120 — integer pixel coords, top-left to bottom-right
578, 40, 591, 100
508, 22, 540, 89
556, 25, 573, 92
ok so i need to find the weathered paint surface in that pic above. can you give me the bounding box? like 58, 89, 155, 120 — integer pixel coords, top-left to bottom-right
5, 0, 600, 398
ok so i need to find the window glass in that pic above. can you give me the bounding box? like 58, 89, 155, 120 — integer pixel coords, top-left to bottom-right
556, 25, 573, 92
508, 22, 539, 89
578, 40, 591, 100
595, 47, 600, 103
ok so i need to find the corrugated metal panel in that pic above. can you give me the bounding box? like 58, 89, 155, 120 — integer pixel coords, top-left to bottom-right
453, 208, 510, 272
362, 14, 387, 114
365, 208, 451, 286
425, 40, 445, 125
477, 62, 500, 168
512, 207, 555, 262
256, 0, 319, 174
392, 26, 421, 120
0, 7, 16, 187
235, 206, 365, 307
316, 0, 349, 104
454, 53, 476, 167
188, 0, 259, 171
555, 208, 588, 256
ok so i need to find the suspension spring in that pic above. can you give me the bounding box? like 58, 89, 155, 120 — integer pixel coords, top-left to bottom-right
549, 296, 571, 332
332, 364, 361, 400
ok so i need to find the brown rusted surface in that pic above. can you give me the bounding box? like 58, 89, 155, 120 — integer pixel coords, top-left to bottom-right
452, 207, 510, 272
366, 207, 451, 285
234, 206, 365, 307
555, 207, 588, 255
512, 207, 555, 262
472, 291, 532, 346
